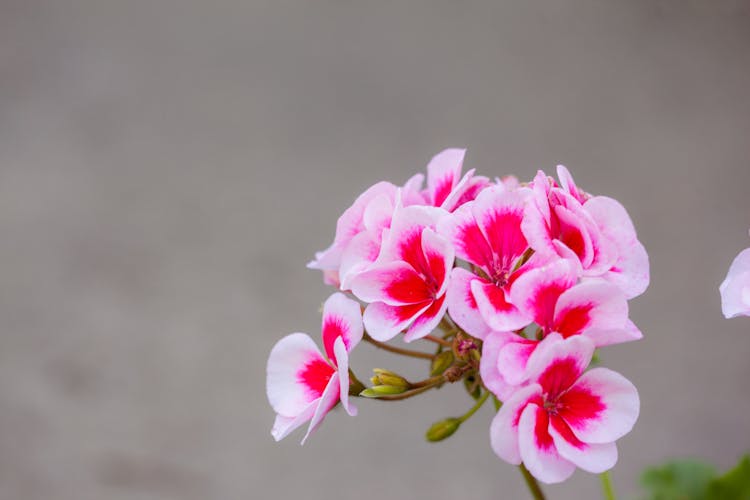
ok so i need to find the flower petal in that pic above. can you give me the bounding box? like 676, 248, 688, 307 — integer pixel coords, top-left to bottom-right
301, 372, 341, 445
472, 186, 531, 271
321, 292, 364, 361
525, 334, 595, 398
333, 336, 357, 417
266, 333, 333, 416
549, 415, 618, 473
420, 227, 454, 298
271, 402, 318, 442
437, 202, 494, 271
552, 281, 628, 339
510, 259, 578, 331
404, 295, 448, 342
446, 268, 492, 339
720, 248, 750, 318
425, 148, 465, 207
472, 279, 532, 332
350, 261, 432, 306
518, 403, 576, 484
563, 367, 640, 444
362, 301, 431, 342
490, 383, 543, 464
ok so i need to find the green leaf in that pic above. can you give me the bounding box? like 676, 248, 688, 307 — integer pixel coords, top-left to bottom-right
706, 455, 750, 499
640, 460, 716, 500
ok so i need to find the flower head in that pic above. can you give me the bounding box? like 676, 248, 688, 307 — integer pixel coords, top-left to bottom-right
266, 293, 363, 443
490, 334, 639, 484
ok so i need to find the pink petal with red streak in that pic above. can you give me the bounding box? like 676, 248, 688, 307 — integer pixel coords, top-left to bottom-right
552, 281, 628, 339
404, 294, 448, 342
321, 292, 363, 361
362, 301, 431, 342
350, 261, 433, 306
518, 403, 576, 484
489, 383, 543, 464
300, 372, 342, 445
525, 334, 595, 395
425, 148, 465, 207
471, 279, 531, 332
510, 259, 578, 331
333, 336, 356, 416
549, 416, 618, 473
446, 268, 492, 339
436, 202, 494, 271
472, 186, 531, 269
564, 367, 640, 444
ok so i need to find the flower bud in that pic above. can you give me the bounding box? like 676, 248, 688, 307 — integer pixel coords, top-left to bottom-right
430, 351, 454, 376
425, 418, 461, 442
371, 368, 410, 389
359, 385, 408, 398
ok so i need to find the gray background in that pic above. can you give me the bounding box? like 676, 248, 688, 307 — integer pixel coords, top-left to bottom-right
1, 1, 750, 499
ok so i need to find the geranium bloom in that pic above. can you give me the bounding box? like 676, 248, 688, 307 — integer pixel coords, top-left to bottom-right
523, 166, 649, 299
350, 205, 454, 342
266, 293, 363, 443
720, 240, 750, 318
308, 177, 424, 287
490, 334, 640, 484
419, 148, 490, 212
437, 185, 539, 338
480, 259, 641, 400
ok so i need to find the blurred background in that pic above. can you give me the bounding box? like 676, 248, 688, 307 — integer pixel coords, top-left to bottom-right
1, 1, 749, 499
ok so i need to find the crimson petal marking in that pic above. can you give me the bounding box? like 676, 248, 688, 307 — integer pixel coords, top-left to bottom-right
426, 148, 465, 207
472, 187, 531, 272
549, 417, 618, 473
446, 268, 492, 339
437, 203, 494, 270
404, 294, 447, 342
350, 261, 431, 306
552, 281, 628, 339
554, 203, 594, 267
321, 293, 362, 361
420, 228, 454, 297
267, 333, 330, 417
518, 404, 576, 484
565, 367, 640, 444
362, 300, 432, 342
510, 260, 578, 332
489, 383, 543, 463
471, 279, 531, 332
524, 334, 595, 395
301, 372, 341, 445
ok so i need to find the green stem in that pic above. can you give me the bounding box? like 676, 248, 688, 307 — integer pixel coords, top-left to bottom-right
458, 391, 489, 423
519, 464, 546, 500
600, 471, 616, 500
348, 370, 366, 396
368, 381, 440, 401
364, 333, 434, 360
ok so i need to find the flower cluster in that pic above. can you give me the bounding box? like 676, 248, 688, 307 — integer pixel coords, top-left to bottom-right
267, 149, 648, 486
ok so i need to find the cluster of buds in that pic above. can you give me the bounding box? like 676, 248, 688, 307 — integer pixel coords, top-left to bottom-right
266, 149, 649, 486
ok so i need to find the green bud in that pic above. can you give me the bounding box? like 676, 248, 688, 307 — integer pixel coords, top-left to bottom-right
430, 350, 454, 376
359, 385, 408, 398
371, 368, 410, 389
425, 418, 461, 442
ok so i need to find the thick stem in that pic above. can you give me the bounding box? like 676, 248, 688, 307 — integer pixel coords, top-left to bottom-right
364, 333, 434, 360
519, 464, 546, 500
600, 471, 616, 500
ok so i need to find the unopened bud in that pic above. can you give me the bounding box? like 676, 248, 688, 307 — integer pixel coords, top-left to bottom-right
430, 351, 454, 376
425, 418, 461, 442
371, 368, 410, 389
359, 385, 408, 398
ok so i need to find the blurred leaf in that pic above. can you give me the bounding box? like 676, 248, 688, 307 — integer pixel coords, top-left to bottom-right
640, 460, 716, 500
706, 455, 750, 499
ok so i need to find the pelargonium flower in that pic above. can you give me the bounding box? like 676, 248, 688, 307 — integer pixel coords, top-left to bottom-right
350, 205, 454, 342
437, 185, 540, 338
418, 148, 490, 212
307, 177, 424, 287
266, 293, 363, 443
480, 259, 641, 400
720, 238, 750, 318
523, 166, 649, 299
490, 334, 640, 484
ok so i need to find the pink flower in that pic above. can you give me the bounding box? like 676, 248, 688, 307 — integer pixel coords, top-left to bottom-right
308, 177, 424, 287
437, 185, 540, 338
350, 205, 454, 342
720, 241, 750, 318
266, 293, 363, 443
419, 148, 490, 212
480, 259, 641, 400
523, 166, 649, 299
490, 334, 640, 484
